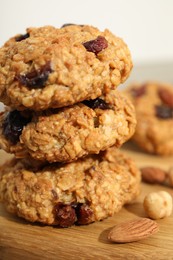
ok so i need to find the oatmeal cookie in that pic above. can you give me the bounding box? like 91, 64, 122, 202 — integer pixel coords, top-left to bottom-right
0, 24, 132, 111
125, 82, 173, 155
0, 146, 140, 227
0, 90, 136, 162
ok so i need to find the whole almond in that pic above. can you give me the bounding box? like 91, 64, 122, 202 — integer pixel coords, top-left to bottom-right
141, 167, 166, 184
107, 218, 159, 243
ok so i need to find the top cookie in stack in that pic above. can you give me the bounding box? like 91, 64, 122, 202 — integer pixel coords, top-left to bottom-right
0, 24, 135, 163
0, 24, 132, 111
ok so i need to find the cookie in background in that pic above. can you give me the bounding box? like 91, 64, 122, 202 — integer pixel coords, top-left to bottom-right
124, 82, 173, 155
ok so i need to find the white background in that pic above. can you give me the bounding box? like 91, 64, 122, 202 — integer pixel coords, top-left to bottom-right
0, 0, 173, 65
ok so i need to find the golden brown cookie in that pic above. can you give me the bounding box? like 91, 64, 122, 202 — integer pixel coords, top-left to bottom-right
0, 146, 140, 227
0, 90, 136, 162
0, 24, 132, 111
125, 82, 173, 155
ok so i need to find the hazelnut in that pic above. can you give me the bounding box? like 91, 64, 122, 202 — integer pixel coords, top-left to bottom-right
143, 191, 173, 220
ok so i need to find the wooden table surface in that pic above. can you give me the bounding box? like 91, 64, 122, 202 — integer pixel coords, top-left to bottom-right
0, 143, 173, 260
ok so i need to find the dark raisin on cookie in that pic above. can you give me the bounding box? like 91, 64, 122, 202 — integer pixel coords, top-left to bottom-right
76, 204, 93, 225
15, 33, 30, 42
2, 110, 31, 144
83, 98, 110, 110
93, 117, 100, 128
158, 88, 173, 108
16, 61, 52, 88
130, 85, 146, 98
61, 23, 76, 28
83, 36, 108, 55
61, 23, 84, 28
155, 105, 173, 119
53, 203, 76, 227
51, 190, 59, 201
53, 202, 93, 227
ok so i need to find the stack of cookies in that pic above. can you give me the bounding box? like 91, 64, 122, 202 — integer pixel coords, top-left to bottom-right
0, 24, 140, 227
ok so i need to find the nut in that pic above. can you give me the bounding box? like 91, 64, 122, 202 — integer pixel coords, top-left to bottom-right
107, 218, 159, 243
141, 167, 166, 184
143, 191, 173, 220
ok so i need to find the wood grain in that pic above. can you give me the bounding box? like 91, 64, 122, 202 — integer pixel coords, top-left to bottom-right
0, 142, 173, 260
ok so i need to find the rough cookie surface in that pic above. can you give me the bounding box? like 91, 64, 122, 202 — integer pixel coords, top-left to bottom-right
0, 90, 136, 162
0, 146, 140, 227
125, 82, 173, 155
0, 24, 132, 111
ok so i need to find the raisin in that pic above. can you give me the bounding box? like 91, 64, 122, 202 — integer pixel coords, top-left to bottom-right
61, 23, 76, 28
3, 110, 31, 144
155, 105, 173, 119
83, 36, 108, 55
130, 85, 146, 98
158, 88, 173, 108
83, 98, 110, 110
15, 33, 30, 42
76, 204, 93, 225
16, 61, 52, 88
54, 203, 76, 227
51, 190, 58, 200
61, 23, 84, 28
93, 116, 99, 128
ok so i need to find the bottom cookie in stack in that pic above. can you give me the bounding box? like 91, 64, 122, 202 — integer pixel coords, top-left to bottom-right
0, 146, 140, 227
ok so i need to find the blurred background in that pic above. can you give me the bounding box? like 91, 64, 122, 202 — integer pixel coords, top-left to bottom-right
0, 0, 173, 109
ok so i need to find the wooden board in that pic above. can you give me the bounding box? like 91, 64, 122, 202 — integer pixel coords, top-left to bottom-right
0, 143, 173, 260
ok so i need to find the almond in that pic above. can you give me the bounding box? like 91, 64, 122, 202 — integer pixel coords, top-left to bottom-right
141, 167, 166, 184
107, 218, 159, 243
